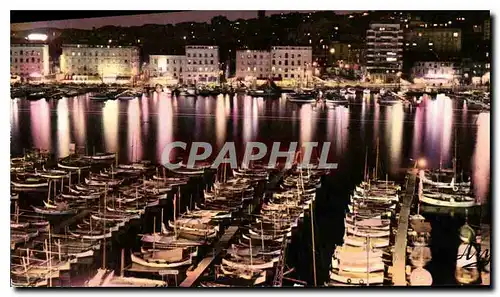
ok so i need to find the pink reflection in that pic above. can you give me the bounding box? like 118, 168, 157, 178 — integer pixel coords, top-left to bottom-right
215, 95, 227, 150
424, 95, 453, 167
30, 99, 51, 151
373, 101, 380, 143
156, 92, 174, 162
473, 112, 490, 203
385, 104, 404, 174
11, 100, 19, 136
326, 107, 335, 142
141, 96, 149, 139
127, 99, 143, 162
243, 96, 253, 143
411, 105, 424, 159
57, 98, 70, 158
102, 100, 118, 154
299, 104, 313, 144
440, 95, 453, 164
232, 95, 239, 139
71, 96, 87, 147
334, 106, 349, 155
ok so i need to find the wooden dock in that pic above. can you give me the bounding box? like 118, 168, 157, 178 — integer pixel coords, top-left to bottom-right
392, 169, 418, 286
179, 225, 239, 287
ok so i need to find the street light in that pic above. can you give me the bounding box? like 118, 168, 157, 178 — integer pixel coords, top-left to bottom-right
329, 48, 335, 54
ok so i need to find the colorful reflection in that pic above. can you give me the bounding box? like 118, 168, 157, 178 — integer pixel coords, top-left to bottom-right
385, 104, 404, 174
71, 96, 87, 147
472, 112, 490, 203
30, 99, 51, 152
102, 100, 119, 154
156, 93, 174, 162
57, 98, 70, 158
127, 99, 143, 162
334, 106, 349, 155
141, 96, 150, 139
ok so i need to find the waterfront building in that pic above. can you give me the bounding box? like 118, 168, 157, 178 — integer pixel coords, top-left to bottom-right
235, 50, 271, 80
270, 46, 313, 83
149, 55, 185, 82
411, 61, 460, 86
404, 28, 462, 53
59, 44, 140, 82
365, 23, 403, 83
10, 43, 50, 80
460, 59, 490, 85
184, 45, 219, 85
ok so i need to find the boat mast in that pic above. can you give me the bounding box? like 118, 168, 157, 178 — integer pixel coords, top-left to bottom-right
366, 236, 370, 286
453, 128, 457, 181
310, 201, 317, 287
375, 139, 379, 181
364, 147, 368, 182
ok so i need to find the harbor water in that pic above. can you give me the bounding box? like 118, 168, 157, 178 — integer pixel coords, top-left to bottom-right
10, 92, 491, 286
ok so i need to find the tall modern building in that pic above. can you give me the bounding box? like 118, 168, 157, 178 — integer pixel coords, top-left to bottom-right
365, 23, 403, 83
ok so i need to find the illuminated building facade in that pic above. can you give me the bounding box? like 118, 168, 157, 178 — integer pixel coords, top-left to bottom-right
235, 50, 271, 80
10, 43, 50, 79
149, 55, 185, 81
404, 28, 462, 53
271, 46, 313, 82
184, 45, 219, 84
60, 44, 140, 80
366, 23, 403, 83
411, 61, 459, 86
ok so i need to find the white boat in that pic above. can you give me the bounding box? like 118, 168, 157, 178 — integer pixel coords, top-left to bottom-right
363, 89, 371, 95
419, 170, 471, 189
340, 89, 347, 96
347, 87, 356, 95
420, 193, 476, 208
343, 235, 389, 248
222, 257, 278, 271
331, 258, 385, 273
130, 252, 192, 268
329, 269, 384, 285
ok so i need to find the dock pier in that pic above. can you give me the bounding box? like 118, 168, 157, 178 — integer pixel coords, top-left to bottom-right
392, 168, 418, 286
179, 225, 239, 287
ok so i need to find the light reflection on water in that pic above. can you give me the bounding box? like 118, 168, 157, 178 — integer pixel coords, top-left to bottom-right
11, 93, 490, 200
29, 99, 51, 152
473, 112, 490, 203
57, 98, 70, 158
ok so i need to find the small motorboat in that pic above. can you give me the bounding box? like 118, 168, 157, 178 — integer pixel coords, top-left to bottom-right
287, 89, 317, 103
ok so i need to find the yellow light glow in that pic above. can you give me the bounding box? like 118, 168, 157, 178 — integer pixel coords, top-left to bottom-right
417, 158, 427, 168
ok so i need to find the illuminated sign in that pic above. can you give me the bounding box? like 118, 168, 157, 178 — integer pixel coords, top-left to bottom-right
27, 33, 48, 41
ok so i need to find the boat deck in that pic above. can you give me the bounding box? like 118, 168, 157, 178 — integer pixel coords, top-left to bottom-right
179, 225, 239, 287
392, 169, 417, 286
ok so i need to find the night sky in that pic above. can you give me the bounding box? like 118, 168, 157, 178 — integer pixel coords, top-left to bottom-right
10, 10, 348, 31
